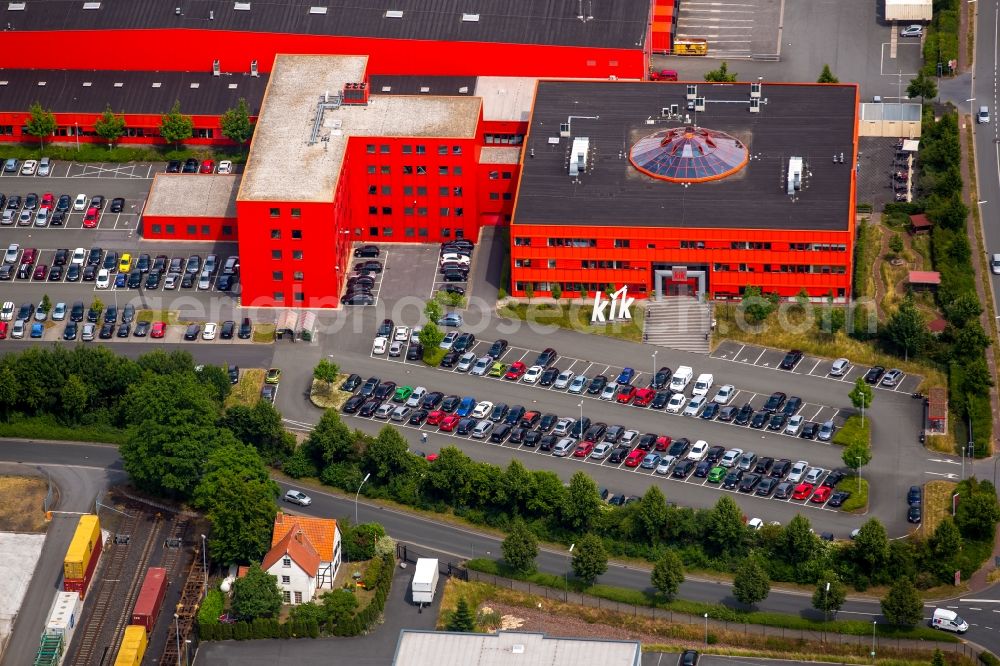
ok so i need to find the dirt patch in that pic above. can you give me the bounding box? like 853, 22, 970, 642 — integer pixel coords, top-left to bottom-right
483, 598, 674, 644
0, 476, 50, 532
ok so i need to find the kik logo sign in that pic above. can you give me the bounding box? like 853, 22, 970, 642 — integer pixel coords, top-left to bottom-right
591, 286, 634, 323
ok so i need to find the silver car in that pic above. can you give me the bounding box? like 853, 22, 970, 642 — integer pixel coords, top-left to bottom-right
390, 405, 411, 422
590, 442, 612, 460
553, 417, 574, 436
881, 369, 904, 387
553, 370, 575, 390
817, 420, 836, 441
283, 490, 312, 506
830, 358, 851, 376
469, 354, 491, 375
567, 374, 588, 394
552, 438, 576, 456
439, 331, 459, 350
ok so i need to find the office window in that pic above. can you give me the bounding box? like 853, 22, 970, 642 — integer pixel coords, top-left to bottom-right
489, 170, 499, 180
274, 292, 284, 301
454, 166, 462, 175
403, 166, 413, 175
368, 185, 377, 195
418, 228, 428, 237
366, 144, 376, 154
272, 250, 282, 259
404, 207, 414, 216
438, 166, 448, 175
187, 225, 196, 235
369, 206, 378, 215
271, 229, 281, 239
283, 591, 291, 603
514, 237, 531, 246
273, 271, 283, 280
367, 165, 376, 174
452, 146, 462, 155
291, 229, 302, 239
404, 186, 413, 195
615, 239, 630, 248
489, 192, 500, 200
455, 207, 464, 217
292, 250, 303, 260
201, 225, 210, 235
383, 227, 393, 236
369, 227, 378, 236
417, 186, 427, 196
548, 259, 557, 268
291, 208, 301, 217
453, 187, 463, 196
438, 145, 448, 155
381, 185, 391, 195
294, 292, 305, 302
405, 228, 415, 237
502, 171, 512, 179
502, 193, 512, 200
416, 145, 426, 154
441, 228, 451, 237
416, 166, 427, 175
151, 224, 161, 234
222, 225, 233, 236
418, 207, 428, 216
166, 225, 175, 234
382, 206, 392, 215
380, 166, 390, 175
402, 145, 412, 154
379, 144, 390, 154
440, 207, 450, 217
439, 187, 449, 196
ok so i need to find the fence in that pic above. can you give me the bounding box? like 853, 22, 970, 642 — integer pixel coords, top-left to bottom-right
396, 543, 467, 581
464, 569, 985, 661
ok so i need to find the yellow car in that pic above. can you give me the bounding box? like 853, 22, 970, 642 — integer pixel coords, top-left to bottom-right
118, 252, 132, 272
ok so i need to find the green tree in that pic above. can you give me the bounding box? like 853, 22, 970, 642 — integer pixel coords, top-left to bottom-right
419, 321, 445, 349
944, 293, 982, 326
907, 71, 938, 101
288, 601, 326, 626
424, 299, 443, 326
192, 442, 279, 565
732, 558, 770, 607
705, 495, 747, 556
795, 288, 810, 311
362, 426, 412, 484
853, 518, 890, 577
524, 283, 534, 303
819, 306, 846, 336
59, 374, 90, 425
40, 294, 51, 312
303, 409, 360, 465
880, 577, 922, 627
961, 357, 995, 395
704, 61, 738, 82
0, 367, 17, 421
501, 519, 539, 574
321, 588, 358, 628
931, 649, 946, 666
888, 233, 904, 255
849, 376, 874, 417
651, 550, 684, 600
25, 102, 56, 148
220, 98, 255, 151
954, 483, 1000, 540
313, 358, 340, 383
817, 64, 839, 83
842, 438, 873, 473
222, 400, 293, 462
93, 105, 126, 148
551, 282, 562, 301
781, 515, 818, 564
739, 285, 775, 324
447, 597, 476, 632
884, 296, 926, 360
159, 100, 194, 149
196, 364, 232, 405
561, 471, 602, 532
231, 564, 283, 620
636, 485, 669, 542
811, 571, 847, 615
953, 322, 991, 359
571, 533, 608, 585
928, 517, 963, 580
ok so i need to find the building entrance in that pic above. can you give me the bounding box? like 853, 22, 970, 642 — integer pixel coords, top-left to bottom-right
653, 266, 707, 300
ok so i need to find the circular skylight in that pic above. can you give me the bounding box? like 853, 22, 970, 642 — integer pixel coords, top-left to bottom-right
629, 125, 748, 183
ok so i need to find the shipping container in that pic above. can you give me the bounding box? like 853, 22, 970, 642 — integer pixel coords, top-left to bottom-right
112, 625, 147, 666
62, 534, 102, 600
32, 633, 63, 666
63, 515, 101, 580
45, 592, 82, 648
131, 567, 167, 632
885, 0, 932, 21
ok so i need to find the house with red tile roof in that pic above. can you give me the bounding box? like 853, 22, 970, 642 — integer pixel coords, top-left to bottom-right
262, 512, 341, 604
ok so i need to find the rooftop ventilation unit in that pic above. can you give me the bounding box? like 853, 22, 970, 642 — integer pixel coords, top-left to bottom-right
458, 86, 469, 93
385, 9, 403, 18
750, 82, 761, 98
512, 645, 526, 655
749, 98, 760, 113
787, 156, 803, 195
7, 2, 26, 9
342, 82, 369, 105
419, 86, 430, 93
37, 81, 46, 86
82, 2, 101, 9
309, 6, 328, 14
228, 83, 238, 89
559, 122, 570, 137
462, 13, 479, 21
113, 82, 123, 87
82, 81, 92, 87
190, 82, 200, 89
213, 59, 220, 76
234, 2, 251, 10
686, 84, 697, 100
250, 60, 259, 77
152, 82, 162, 88
694, 97, 705, 112
569, 136, 589, 177
309, 92, 343, 145
380, 86, 392, 92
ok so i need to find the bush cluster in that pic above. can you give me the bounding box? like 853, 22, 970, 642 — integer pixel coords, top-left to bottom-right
197, 617, 319, 641
330, 552, 396, 636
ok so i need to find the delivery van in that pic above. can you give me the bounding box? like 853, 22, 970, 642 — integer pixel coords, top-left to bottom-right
931, 608, 968, 633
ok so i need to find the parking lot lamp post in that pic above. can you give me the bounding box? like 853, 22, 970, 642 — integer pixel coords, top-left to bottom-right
74, 122, 79, 151
823, 582, 830, 641
174, 613, 181, 666
184, 639, 192, 666
578, 401, 584, 431
856, 456, 863, 494
704, 613, 709, 644
355, 472, 371, 525
651, 351, 657, 380
200, 534, 207, 592
871, 620, 876, 664
565, 543, 574, 601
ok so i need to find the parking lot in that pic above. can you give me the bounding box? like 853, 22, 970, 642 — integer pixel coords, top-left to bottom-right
344, 242, 474, 307
674, 0, 781, 58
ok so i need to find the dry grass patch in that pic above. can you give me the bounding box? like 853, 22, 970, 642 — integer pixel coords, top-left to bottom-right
923, 480, 957, 536
136, 309, 190, 325
252, 322, 275, 343
225, 368, 266, 408
0, 476, 49, 532
926, 433, 957, 454
309, 374, 352, 410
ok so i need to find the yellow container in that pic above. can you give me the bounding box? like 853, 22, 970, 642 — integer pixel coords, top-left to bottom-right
113, 625, 147, 666
63, 515, 101, 580
673, 39, 709, 55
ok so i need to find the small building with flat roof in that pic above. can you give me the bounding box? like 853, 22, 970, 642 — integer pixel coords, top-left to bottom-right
142, 174, 240, 241
391, 630, 641, 666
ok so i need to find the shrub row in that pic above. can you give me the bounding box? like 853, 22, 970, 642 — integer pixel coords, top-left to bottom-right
196, 589, 225, 629
330, 552, 396, 636
0, 141, 246, 164
198, 617, 319, 641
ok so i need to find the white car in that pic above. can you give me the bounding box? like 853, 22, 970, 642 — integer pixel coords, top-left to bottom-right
804, 467, 825, 485
590, 442, 613, 460
599, 383, 618, 400
568, 374, 588, 394
553, 370, 575, 390
683, 395, 707, 416
747, 518, 764, 531
406, 387, 427, 408
665, 392, 686, 413
372, 336, 389, 354
713, 384, 735, 404
440, 253, 471, 266
620, 429, 639, 447
720, 448, 744, 468
202, 323, 218, 340
20, 159, 37, 175
472, 401, 493, 419
73, 194, 88, 211
393, 325, 410, 342
469, 355, 490, 375
788, 460, 810, 484
830, 358, 851, 376
4, 244, 19, 263
457, 352, 479, 373
410, 327, 422, 345
899, 24, 923, 37
522, 365, 544, 384
198, 270, 212, 290
687, 440, 709, 461
284, 490, 312, 506
439, 331, 459, 349
655, 455, 677, 475
71, 247, 86, 266
0, 302, 14, 321
784, 414, 804, 436
992, 254, 1000, 275
217, 160, 233, 174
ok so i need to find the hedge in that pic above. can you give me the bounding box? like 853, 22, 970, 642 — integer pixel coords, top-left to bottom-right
0, 142, 246, 164
197, 618, 319, 641
331, 551, 396, 636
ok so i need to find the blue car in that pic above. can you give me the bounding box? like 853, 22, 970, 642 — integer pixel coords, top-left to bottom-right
30, 322, 44, 338
455, 397, 476, 417
616, 367, 636, 385
114, 272, 127, 288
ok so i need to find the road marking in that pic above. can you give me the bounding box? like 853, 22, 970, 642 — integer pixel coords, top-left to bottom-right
959, 598, 1000, 602
752, 349, 766, 364
969, 607, 983, 611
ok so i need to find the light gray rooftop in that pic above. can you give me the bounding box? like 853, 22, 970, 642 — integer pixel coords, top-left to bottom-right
475, 76, 538, 122
480, 147, 522, 164
392, 630, 641, 666
239, 54, 482, 203
144, 174, 240, 218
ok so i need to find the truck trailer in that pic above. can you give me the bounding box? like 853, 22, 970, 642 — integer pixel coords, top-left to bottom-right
411, 558, 440, 605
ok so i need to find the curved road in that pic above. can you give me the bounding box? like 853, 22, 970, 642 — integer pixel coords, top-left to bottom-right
1, 439, 996, 656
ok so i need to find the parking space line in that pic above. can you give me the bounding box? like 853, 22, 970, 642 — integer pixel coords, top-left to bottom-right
752, 349, 766, 364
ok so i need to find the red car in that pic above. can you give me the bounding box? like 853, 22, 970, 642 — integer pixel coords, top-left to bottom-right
624, 449, 645, 467
83, 206, 99, 228
615, 385, 637, 404
504, 361, 527, 380
33, 264, 48, 280
573, 442, 594, 458
426, 409, 446, 426
633, 388, 656, 407
150, 321, 166, 338
654, 435, 672, 452
650, 69, 679, 81
200, 159, 215, 174
438, 414, 461, 431
425, 453, 438, 462
41, 193, 54, 208
810, 486, 832, 504
0, 321, 7, 339
792, 482, 815, 500
20, 248, 37, 265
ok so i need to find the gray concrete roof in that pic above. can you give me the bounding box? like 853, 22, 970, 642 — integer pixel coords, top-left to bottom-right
475, 77, 538, 122
144, 174, 240, 218
480, 147, 522, 164
392, 630, 641, 666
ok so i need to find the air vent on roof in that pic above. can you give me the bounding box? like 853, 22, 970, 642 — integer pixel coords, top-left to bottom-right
190, 82, 200, 89
385, 9, 403, 18
82, 81, 92, 87
234, 2, 251, 10
547, 137, 560, 145
250, 60, 259, 77
419, 86, 430, 93
83, 1, 101, 8
458, 86, 469, 94
7, 2, 26, 10
512, 645, 525, 655
462, 13, 480, 21
309, 6, 327, 14
228, 83, 238, 89
114, 82, 123, 87
37, 81, 46, 86
152, 82, 162, 88
0, 81, 8, 87
380, 86, 391, 92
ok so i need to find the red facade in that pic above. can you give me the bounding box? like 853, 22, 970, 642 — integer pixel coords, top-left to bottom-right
142, 215, 238, 242
0, 112, 247, 147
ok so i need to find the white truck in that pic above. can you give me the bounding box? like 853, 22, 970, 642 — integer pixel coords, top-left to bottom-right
669, 366, 693, 392
691, 373, 714, 396
411, 558, 440, 605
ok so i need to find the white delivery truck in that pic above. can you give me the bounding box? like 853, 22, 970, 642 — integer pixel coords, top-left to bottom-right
670, 366, 693, 392
931, 608, 968, 633
692, 373, 714, 396
411, 558, 440, 605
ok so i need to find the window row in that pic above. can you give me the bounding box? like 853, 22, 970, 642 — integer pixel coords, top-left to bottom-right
269, 207, 302, 218
515, 281, 648, 294
362, 226, 464, 238
515, 258, 634, 269
788, 243, 848, 252
368, 185, 463, 197
484, 134, 524, 145
487, 171, 514, 180
272, 292, 306, 302
546, 238, 598, 248
270, 250, 305, 260
713, 263, 848, 274
270, 229, 304, 239
368, 206, 464, 217
365, 165, 465, 176
366, 143, 464, 155
272, 271, 306, 280
150, 223, 232, 236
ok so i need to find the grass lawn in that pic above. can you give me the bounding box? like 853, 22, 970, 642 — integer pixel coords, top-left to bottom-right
498, 301, 645, 342
225, 368, 266, 408
922, 480, 957, 536
835, 477, 868, 513
423, 347, 448, 367
136, 309, 190, 325
0, 414, 127, 445
0, 142, 245, 164
926, 433, 958, 454
252, 323, 276, 343
855, 220, 882, 300
832, 415, 870, 447
0, 476, 49, 532
309, 374, 352, 410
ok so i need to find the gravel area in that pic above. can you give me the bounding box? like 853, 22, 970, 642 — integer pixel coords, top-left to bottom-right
482, 600, 681, 646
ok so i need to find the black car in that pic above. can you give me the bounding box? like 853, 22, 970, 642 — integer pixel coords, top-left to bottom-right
700, 402, 720, 420
907, 485, 922, 506
237, 317, 252, 339
70, 301, 84, 322
637, 433, 657, 451
57, 195, 71, 212
780, 349, 803, 370
827, 490, 851, 507
89, 195, 105, 210
583, 423, 607, 443
421, 392, 443, 410
181, 273, 197, 289
767, 413, 787, 431
453, 332, 476, 353
608, 445, 630, 464
340, 374, 362, 392
770, 459, 792, 478
672, 459, 696, 478
110, 197, 125, 213
441, 395, 461, 412
568, 417, 592, 439
774, 482, 795, 500
17, 303, 34, 321
182, 158, 199, 173
534, 348, 558, 367
220, 320, 235, 339
260, 385, 277, 404
908, 505, 922, 523
864, 366, 886, 384
650, 390, 671, 409
755, 477, 778, 497
53, 248, 69, 266
145, 271, 161, 289
408, 409, 429, 426
24, 193, 38, 210
587, 375, 608, 395
523, 430, 542, 447
86, 305, 101, 322
693, 460, 713, 478
738, 473, 762, 493
439, 261, 468, 275
152, 255, 168, 273
0, 264, 13, 280
440, 350, 460, 368
51, 211, 66, 226
442, 270, 467, 282
353, 245, 380, 257
216, 274, 237, 292
342, 292, 374, 305
16, 263, 31, 280
538, 413, 558, 432
508, 427, 527, 444
355, 260, 382, 274
754, 457, 775, 474
342, 395, 366, 414
82, 265, 97, 281
667, 437, 690, 457
505, 406, 526, 426
442, 238, 474, 251
116, 323, 131, 338
347, 275, 375, 290
98, 322, 114, 339
104, 306, 118, 323
651, 366, 672, 389
183, 323, 200, 340
62, 322, 78, 340
103, 252, 119, 272
127, 268, 143, 288
722, 469, 743, 489
406, 343, 424, 361
441, 284, 466, 296
821, 471, 846, 488
539, 367, 559, 386
359, 399, 381, 417
167, 160, 182, 173
377, 319, 394, 336
359, 377, 380, 398
705, 445, 726, 464
680, 650, 699, 666
133, 321, 150, 337
763, 391, 787, 412
136, 254, 151, 273
488, 403, 509, 423
799, 422, 819, 439
782, 397, 803, 416
734, 404, 754, 425
65, 265, 81, 282
373, 382, 396, 400
487, 339, 508, 359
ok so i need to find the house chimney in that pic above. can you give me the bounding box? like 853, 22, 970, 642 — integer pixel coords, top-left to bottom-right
294, 529, 305, 544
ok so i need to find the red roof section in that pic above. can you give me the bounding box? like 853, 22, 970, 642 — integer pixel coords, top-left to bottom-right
928, 387, 948, 420
908, 271, 941, 285
909, 213, 933, 229
262, 527, 321, 576
928, 318, 947, 333
271, 512, 338, 562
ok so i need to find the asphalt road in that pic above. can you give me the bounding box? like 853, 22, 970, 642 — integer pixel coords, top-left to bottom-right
1, 440, 996, 660
972, 0, 1000, 321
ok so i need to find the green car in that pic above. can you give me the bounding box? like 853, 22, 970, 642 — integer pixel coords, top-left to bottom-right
707, 466, 727, 483
265, 368, 281, 384
394, 385, 414, 402
488, 362, 508, 378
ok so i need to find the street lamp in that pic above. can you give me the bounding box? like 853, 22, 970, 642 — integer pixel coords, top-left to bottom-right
184, 639, 192, 666
855, 456, 863, 494
703, 613, 709, 645
200, 534, 208, 590
651, 350, 657, 380
174, 613, 181, 666
355, 473, 371, 525
577, 401, 584, 431
823, 581, 830, 642
565, 543, 575, 601
871, 620, 877, 664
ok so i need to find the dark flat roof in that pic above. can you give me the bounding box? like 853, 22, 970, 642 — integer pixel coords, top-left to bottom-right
1, 0, 649, 50
369, 75, 477, 97
515, 81, 858, 231
0, 69, 268, 115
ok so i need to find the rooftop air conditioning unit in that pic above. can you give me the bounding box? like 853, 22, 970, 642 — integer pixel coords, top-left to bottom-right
213, 59, 220, 76
750, 82, 761, 98
569, 137, 589, 177
694, 97, 705, 112
250, 60, 259, 77
749, 98, 760, 113
686, 84, 697, 100
787, 156, 803, 195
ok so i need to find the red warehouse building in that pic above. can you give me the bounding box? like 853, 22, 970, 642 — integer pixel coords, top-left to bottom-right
510, 80, 860, 301
0, 0, 654, 80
